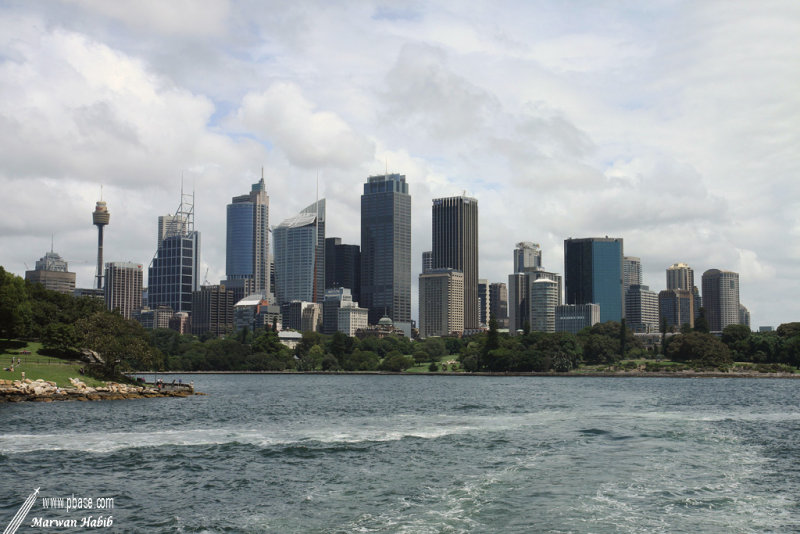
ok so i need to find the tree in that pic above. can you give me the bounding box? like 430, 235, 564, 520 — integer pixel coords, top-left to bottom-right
0, 268, 32, 339
666, 332, 732, 368
297, 345, 324, 371
41, 322, 79, 356
379, 350, 414, 372
459, 342, 481, 372
694, 308, 710, 333
422, 337, 447, 360
722, 324, 751, 347
75, 311, 163, 376
321, 353, 340, 371
777, 322, 800, 339
327, 331, 348, 360
619, 318, 627, 359
341, 349, 379, 371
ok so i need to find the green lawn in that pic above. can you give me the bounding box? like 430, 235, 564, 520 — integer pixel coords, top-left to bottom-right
405, 355, 462, 373
1, 340, 105, 387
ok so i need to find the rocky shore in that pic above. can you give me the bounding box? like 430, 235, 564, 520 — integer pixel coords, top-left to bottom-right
0, 378, 197, 403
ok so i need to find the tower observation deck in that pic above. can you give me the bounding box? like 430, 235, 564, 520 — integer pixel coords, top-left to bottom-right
93, 200, 110, 289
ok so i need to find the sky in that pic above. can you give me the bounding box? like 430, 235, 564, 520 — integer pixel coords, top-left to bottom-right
0, 0, 798, 328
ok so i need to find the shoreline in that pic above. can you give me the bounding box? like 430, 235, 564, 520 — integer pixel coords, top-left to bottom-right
138, 370, 800, 379
0, 378, 200, 403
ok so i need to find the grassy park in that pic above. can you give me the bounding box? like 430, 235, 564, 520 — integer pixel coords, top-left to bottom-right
1, 340, 105, 387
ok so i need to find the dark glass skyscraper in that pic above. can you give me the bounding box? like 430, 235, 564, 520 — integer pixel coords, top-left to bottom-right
325, 237, 361, 304
148, 192, 200, 314
226, 175, 269, 294
564, 237, 623, 323
432, 195, 479, 330
360, 174, 411, 326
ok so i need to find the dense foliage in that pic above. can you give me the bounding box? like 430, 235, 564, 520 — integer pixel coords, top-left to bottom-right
4, 267, 800, 374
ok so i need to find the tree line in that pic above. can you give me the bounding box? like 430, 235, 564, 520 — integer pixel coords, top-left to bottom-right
3, 267, 800, 374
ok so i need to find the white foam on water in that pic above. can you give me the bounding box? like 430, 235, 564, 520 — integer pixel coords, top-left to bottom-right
0, 413, 544, 454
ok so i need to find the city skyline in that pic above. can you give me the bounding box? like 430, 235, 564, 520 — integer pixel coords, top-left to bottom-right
0, 2, 797, 328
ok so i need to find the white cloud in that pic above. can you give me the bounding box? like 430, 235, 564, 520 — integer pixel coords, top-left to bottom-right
232, 83, 375, 169
62, 0, 231, 36
0, 0, 798, 327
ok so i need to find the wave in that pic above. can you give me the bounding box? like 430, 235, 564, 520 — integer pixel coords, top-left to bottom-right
0, 414, 542, 455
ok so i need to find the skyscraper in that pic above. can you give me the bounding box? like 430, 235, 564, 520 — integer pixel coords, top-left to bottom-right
422, 251, 433, 273
432, 195, 479, 330
625, 284, 659, 333
564, 237, 623, 323
226, 173, 270, 295
419, 269, 464, 338
514, 242, 542, 273
701, 269, 740, 332
148, 190, 200, 314
92, 199, 110, 289
478, 279, 490, 326
104, 262, 143, 319
191, 284, 235, 337
273, 199, 325, 305
531, 278, 558, 333
360, 174, 411, 326
666, 262, 694, 291
623, 256, 642, 294
489, 282, 508, 328
325, 237, 361, 303
659, 289, 695, 330
507, 272, 529, 334
25, 250, 76, 294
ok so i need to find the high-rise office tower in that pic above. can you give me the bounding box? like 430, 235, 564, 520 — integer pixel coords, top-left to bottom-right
489, 282, 508, 328
658, 289, 695, 330
25, 250, 76, 294
564, 237, 624, 323
625, 284, 659, 333
531, 278, 558, 333
701, 269, 740, 332
478, 279, 490, 326
322, 287, 355, 335
226, 173, 270, 295
666, 262, 694, 291
555, 304, 600, 334
514, 242, 542, 273
325, 237, 361, 303
273, 199, 325, 305
508, 272, 529, 334
739, 304, 751, 329
360, 174, 411, 326
104, 262, 143, 319
432, 195, 479, 330
508, 269, 562, 335
623, 256, 642, 294
422, 251, 433, 273
92, 199, 110, 289
191, 284, 235, 337
419, 269, 464, 338
148, 189, 200, 314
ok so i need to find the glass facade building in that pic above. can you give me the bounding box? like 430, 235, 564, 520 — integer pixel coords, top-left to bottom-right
325, 237, 361, 304
564, 237, 623, 323
148, 228, 200, 313
273, 200, 325, 305
226, 176, 270, 294
360, 174, 411, 326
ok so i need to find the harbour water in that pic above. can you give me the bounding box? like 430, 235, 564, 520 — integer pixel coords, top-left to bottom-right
2, 374, 799, 532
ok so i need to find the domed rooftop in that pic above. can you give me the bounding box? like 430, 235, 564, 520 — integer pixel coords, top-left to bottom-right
378, 315, 393, 326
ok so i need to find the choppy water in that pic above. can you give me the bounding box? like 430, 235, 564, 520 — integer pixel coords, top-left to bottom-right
2, 375, 799, 533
